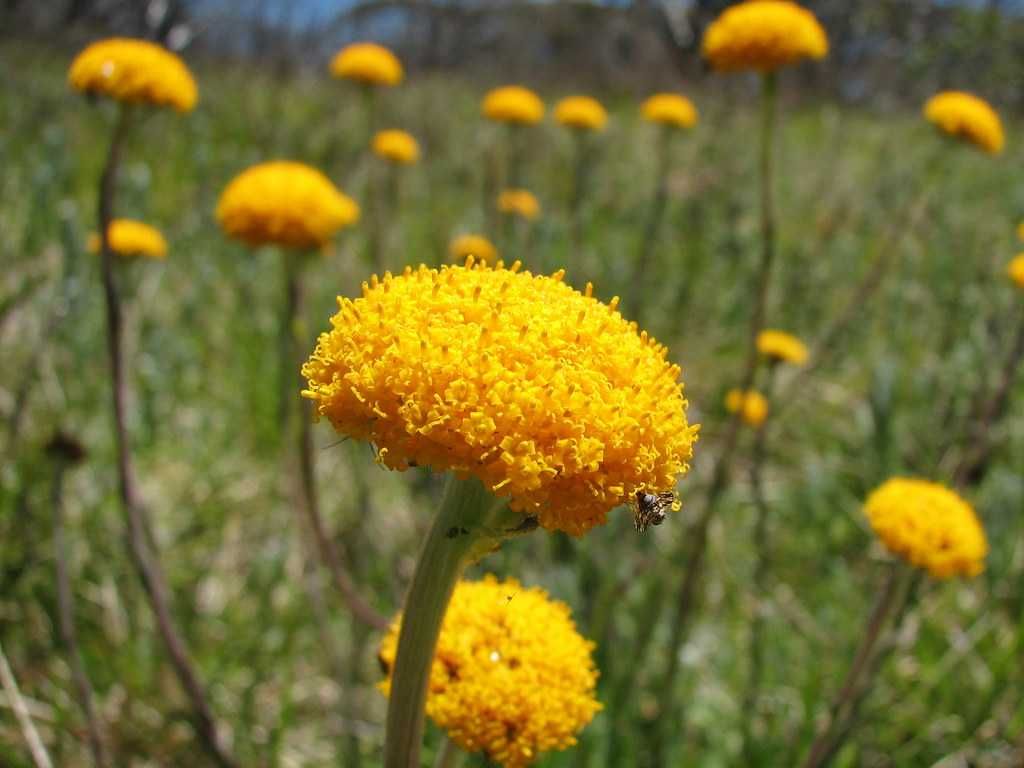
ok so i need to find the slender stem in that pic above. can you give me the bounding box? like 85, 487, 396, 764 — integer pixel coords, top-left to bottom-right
384, 475, 530, 768
97, 103, 238, 768
433, 735, 465, 768
631, 125, 672, 319
568, 131, 588, 270
506, 123, 523, 188
0, 640, 54, 768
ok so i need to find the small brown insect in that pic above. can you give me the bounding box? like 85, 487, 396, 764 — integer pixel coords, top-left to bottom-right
632, 490, 676, 533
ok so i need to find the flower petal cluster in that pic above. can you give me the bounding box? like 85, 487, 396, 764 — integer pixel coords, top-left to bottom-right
497, 189, 541, 221
449, 234, 498, 262
1008, 254, 1024, 290
724, 388, 768, 428
302, 260, 698, 535
68, 38, 197, 112
378, 575, 601, 767
640, 93, 699, 130
329, 42, 403, 86
864, 478, 987, 579
554, 96, 608, 132
372, 129, 420, 165
757, 329, 808, 365
216, 161, 360, 250
87, 219, 168, 260
924, 91, 1005, 155
482, 86, 545, 125
702, 1, 828, 72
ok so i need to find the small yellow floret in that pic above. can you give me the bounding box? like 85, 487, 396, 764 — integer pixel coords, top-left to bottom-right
497, 189, 541, 221
554, 96, 608, 132
450, 234, 498, 262
329, 42, 403, 86
1008, 254, 1024, 290
87, 219, 167, 259
924, 91, 1005, 155
757, 329, 808, 365
482, 86, 545, 125
864, 478, 987, 579
302, 260, 698, 535
702, 1, 828, 72
68, 38, 197, 111
378, 575, 601, 768
724, 388, 768, 428
641, 94, 699, 129
216, 161, 360, 250
372, 129, 420, 165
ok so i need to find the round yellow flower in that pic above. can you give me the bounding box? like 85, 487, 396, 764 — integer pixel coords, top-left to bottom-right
87, 219, 167, 260
449, 234, 498, 262
554, 95, 608, 132
482, 86, 545, 125
864, 478, 987, 579
497, 189, 541, 221
702, 1, 828, 72
757, 329, 808, 365
216, 161, 360, 250
68, 38, 197, 112
378, 575, 601, 767
724, 388, 768, 428
372, 129, 420, 165
640, 93, 699, 130
329, 42, 403, 86
1008, 254, 1024, 289
924, 91, 1005, 155
302, 260, 698, 535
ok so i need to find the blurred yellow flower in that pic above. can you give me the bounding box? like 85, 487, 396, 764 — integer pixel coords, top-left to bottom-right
757, 329, 808, 365
554, 95, 608, 132
87, 219, 167, 260
216, 161, 360, 250
449, 234, 498, 262
482, 86, 545, 125
864, 478, 987, 579
497, 189, 541, 221
378, 575, 601, 768
329, 42, 403, 86
372, 129, 420, 165
924, 91, 1005, 155
68, 37, 197, 112
640, 93, 699, 130
302, 260, 698, 535
724, 388, 768, 428
1008, 254, 1024, 289
702, 1, 828, 72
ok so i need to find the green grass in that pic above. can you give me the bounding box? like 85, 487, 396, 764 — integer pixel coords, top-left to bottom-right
2, 42, 1023, 767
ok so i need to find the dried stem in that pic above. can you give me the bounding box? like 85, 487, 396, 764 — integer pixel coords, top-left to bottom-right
0, 640, 54, 768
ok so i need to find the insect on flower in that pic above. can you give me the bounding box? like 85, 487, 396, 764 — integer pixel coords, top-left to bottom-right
633, 490, 677, 533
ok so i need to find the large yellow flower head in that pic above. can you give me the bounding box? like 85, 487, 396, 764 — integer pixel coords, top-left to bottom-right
1008, 254, 1024, 290
329, 42, 403, 86
864, 478, 987, 579
378, 575, 601, 767
724, 388, 768, 428
302, 260, 698, 535
216, 161, 360, 250
924, 91, 1005, 155
702, 1, 828, 73
482, 86, 546, 126
757, 329, 808, 365
554, 96, 608, 132
68, 38, 197, 112
87, 219, 167, 260
641, 93, 699, 130
372, 129, 420, 165
497, 189, 541, 221
449, 234, 498, 262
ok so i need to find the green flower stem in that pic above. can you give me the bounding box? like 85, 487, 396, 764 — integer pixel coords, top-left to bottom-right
631, 123, 673, 318
384, 474, 532, 768
568, 130, 589, 269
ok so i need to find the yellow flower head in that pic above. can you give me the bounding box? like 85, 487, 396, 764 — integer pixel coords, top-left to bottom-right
87, 219, 167, 260
1008, 254, 1024, 290
302, 260, 698, 535
449, 234, 499, 262
864, 478, 987, 579
641, 93, 699, 130
68, 38, 197, 112
216, 161, 360, 251
329, 42, 403, 86
924, 91, 1005, 155
378, 575, 601, 767
757, 329, 808, 365
372, 129, 420, 165
497, 189, 541, 221
554, 96, 608, 132
482, 86, 546, 125
702, 1, 828, 72
724, 388, 768, 428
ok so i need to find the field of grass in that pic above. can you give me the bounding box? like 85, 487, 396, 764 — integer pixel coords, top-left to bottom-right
2, 41, 1024, 767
